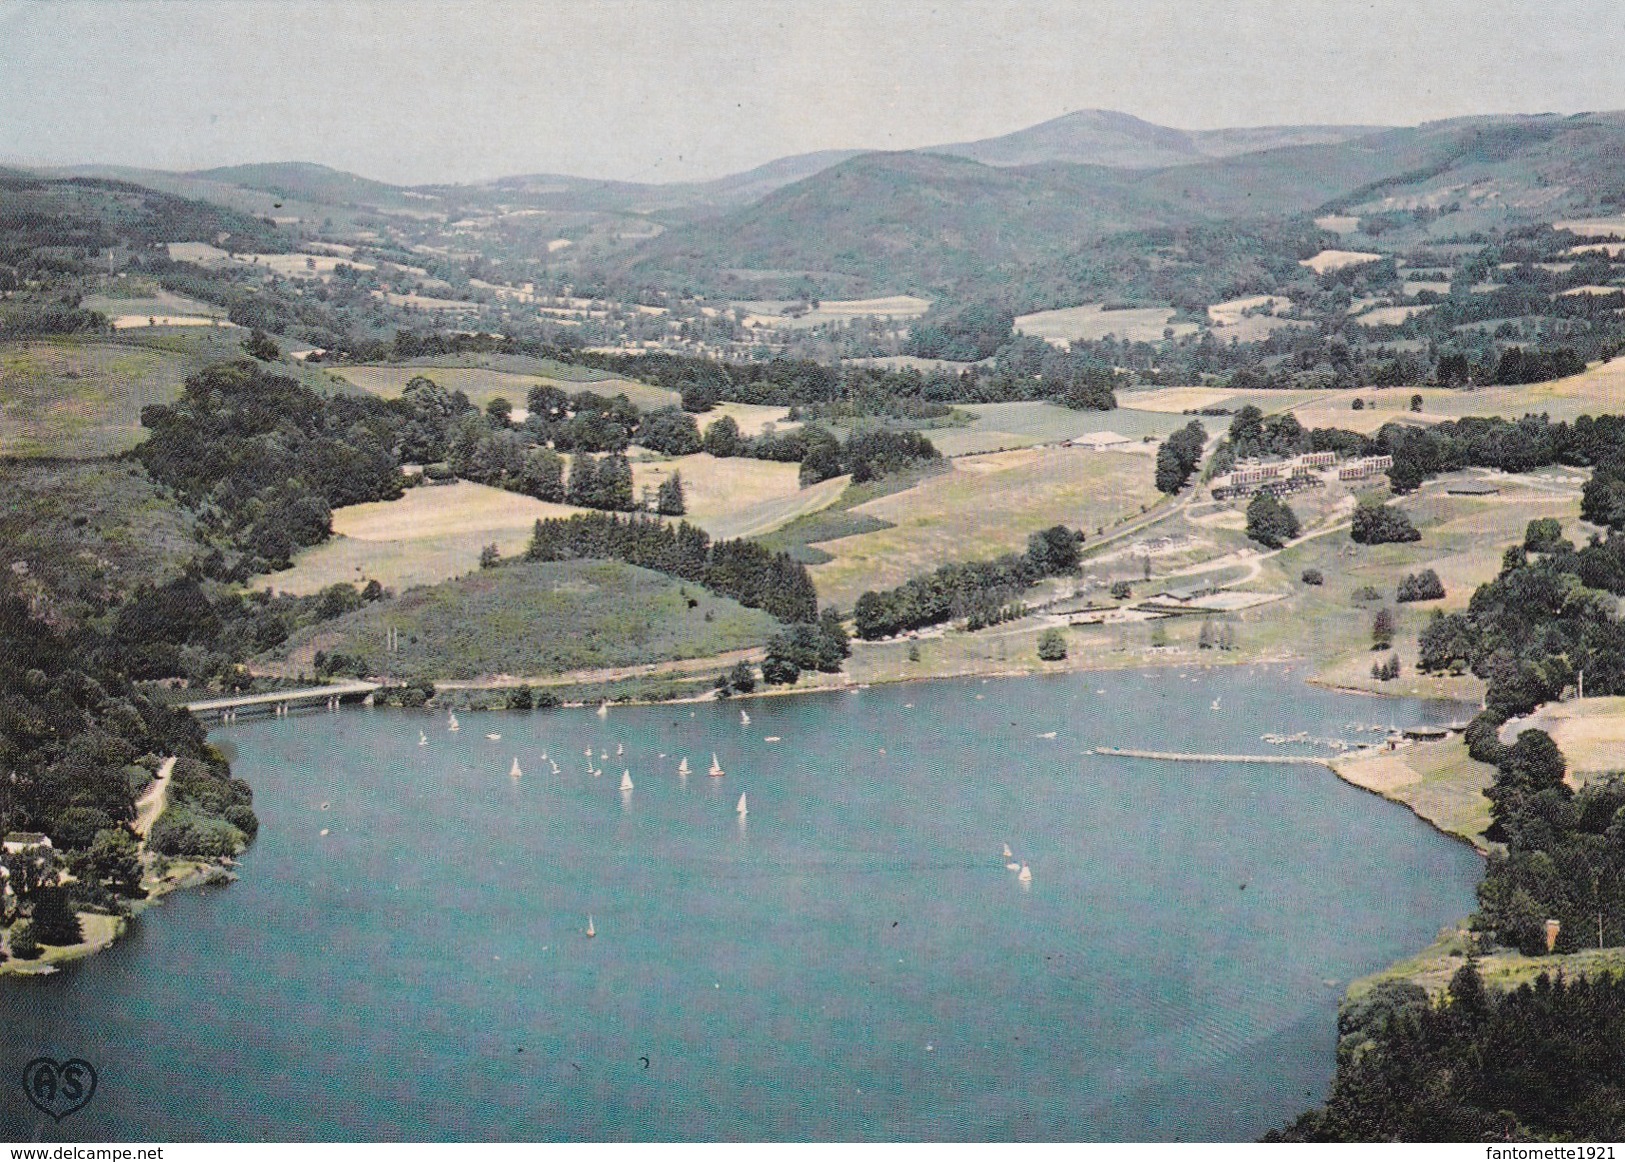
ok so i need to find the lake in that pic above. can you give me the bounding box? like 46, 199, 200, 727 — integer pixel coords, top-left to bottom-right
1, 664, 1481, 1141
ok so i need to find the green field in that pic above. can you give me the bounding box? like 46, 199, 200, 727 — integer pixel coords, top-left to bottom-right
924, 401, 1180, 457
263, 558, 780, 681
808, 445, 1162, 608
331, 363, 680, 412
0, 340, 198, 457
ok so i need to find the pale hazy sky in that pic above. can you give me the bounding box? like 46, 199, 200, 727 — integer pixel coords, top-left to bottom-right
2, 0, 1622, 185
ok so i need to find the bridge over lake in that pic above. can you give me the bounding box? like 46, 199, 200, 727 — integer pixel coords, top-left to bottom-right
184, 680, 379, 721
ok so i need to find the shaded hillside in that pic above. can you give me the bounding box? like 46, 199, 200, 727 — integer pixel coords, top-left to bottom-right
192, 161, 423, 210
617, 113, 1625, 299
619, 151, 1191, 295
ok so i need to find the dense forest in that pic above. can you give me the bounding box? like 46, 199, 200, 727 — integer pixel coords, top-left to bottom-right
1273, 964, 1625, 1141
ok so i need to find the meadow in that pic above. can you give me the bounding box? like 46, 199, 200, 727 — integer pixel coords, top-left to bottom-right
263, 558, 779, 681
630, 452, 847, 540
0, 340, 197, 457
923, 400, 1180, 456
330, 363, 681, 412
261, 481, 583, 595
700, 401, 798, 437
806, 445, 1162, 608
1013, 303, 1200, 344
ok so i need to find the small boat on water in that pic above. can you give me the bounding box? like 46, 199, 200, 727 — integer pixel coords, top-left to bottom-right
1002, 843, 1012, 859
620, 771, 633, 791
1211, 698, 1222, 711
1018, 865, 1033, 883
510, 758, 522, 779
708, 753, 724, 778
447, 712, 460, 733
616, 743, 624, 756
487, 733, 501, 740
740, 709, 750, 726
1006, 862, 1021, 871
419, 731, 428, 747
597, 701, 610, 719
764, 736, 780, 743
678, 757, 691, 777
586, 915, 596, 938
736, 792, 748, 816
1038, 731, 1056, 740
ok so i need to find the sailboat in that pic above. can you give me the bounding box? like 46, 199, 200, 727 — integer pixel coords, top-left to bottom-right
736, 792, 748, 816
709, 752, 724, 778
586, 914, 596, 938
620, 771, 633, 791
510, 757, 522, 779
1002, 843, 1012, 859
740, 709, 751, 726
677, 756, 691, 777
447, 711, 460, 733
616, 743, 624, 756
419, 731, 428, 747
596, 701, 610, 719
1018, 864, 1033, 883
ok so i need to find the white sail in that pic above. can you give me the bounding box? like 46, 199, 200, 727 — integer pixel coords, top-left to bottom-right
1017, 864, 1033, 882
616, 743, 624, 756
620, 771, 633, 791
736, 792, 747, 815
419, 731, 428, 746
740, 709, 750, 725
510, 758, 522, 779
586, 914, 595, 938
709, 752, 724, 777
677, 757, 691, 776
597, 701, 610, 719
447, 712, 460, 732
1002, 843, 1012, 858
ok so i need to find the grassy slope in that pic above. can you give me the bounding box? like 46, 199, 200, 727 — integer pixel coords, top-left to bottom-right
259, 480, 586, 596
0, 458, 200, 620
262, 558, 780, 681
0, 340, 197, 457
807, 445, 1161, 608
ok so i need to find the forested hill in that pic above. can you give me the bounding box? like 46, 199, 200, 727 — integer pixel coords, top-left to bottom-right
614, 112, 1625, 298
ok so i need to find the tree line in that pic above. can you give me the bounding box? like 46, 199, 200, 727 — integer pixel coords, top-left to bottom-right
525, 511, 818, 626
851, 526, 1082, 640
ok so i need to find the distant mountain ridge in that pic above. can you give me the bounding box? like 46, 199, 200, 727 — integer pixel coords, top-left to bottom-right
617, 111, 1625, 297
36, 109, 1393, 220
929, 109, 1387, 169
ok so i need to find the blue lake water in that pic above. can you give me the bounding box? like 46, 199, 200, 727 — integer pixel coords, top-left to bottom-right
1, 664, 1481, 1141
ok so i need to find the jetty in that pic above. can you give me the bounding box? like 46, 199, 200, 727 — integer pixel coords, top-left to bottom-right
1094, 746, 1335, 767
184, 680, 379, 722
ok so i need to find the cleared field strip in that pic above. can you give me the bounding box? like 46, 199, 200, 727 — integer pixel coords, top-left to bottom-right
261, 481, 585, 595
630, 452, 845, 541
1015, 303, 1199, 345
807, 445, 1159, 608
331, 364, 681, 412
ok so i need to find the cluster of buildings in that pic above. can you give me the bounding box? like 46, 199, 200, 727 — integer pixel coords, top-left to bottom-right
1209, 452, 1392, 499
